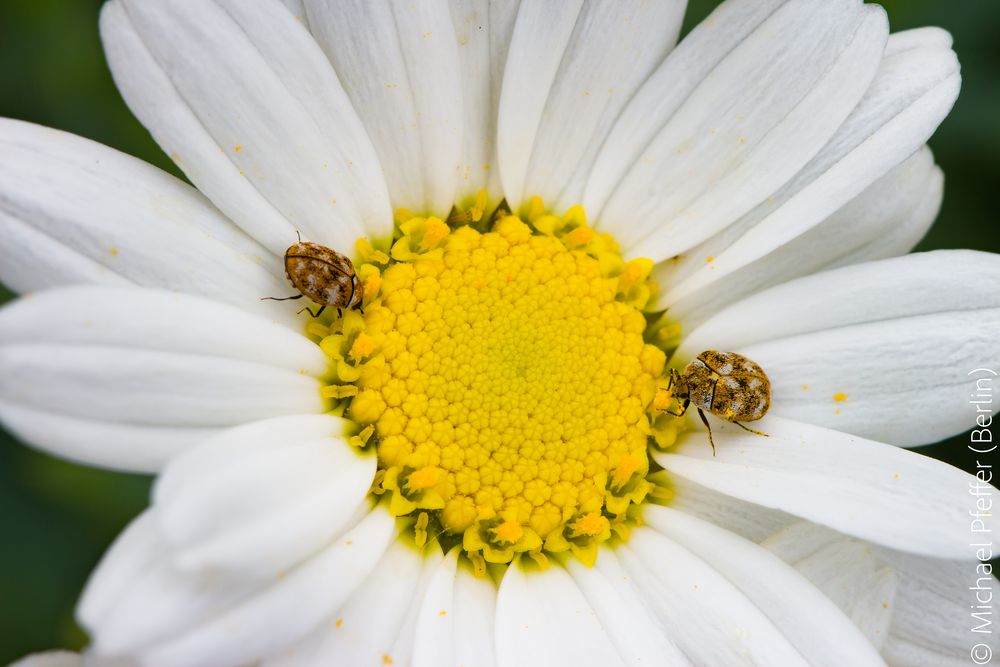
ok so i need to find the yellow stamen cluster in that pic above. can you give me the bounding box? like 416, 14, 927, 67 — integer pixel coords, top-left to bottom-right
320, 199, 675, 566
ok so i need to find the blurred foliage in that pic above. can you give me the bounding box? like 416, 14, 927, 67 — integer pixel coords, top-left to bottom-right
0, 0, 998, 662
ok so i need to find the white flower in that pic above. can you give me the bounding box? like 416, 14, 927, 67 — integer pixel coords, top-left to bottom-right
1, 0, 997, 666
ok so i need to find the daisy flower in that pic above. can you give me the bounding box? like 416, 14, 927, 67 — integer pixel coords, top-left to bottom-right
2, 0, 998, 665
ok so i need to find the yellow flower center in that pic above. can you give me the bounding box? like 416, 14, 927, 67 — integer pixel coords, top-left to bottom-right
315, 197, 684, 568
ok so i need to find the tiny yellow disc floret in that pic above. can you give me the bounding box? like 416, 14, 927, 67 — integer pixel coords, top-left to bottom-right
320, 199, 671, 566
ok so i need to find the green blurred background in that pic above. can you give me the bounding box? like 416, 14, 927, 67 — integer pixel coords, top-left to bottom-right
0, 0, 997, 661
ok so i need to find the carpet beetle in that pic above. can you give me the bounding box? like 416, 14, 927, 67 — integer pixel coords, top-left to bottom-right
262, 236, 362, 318
664, 350, 770, 454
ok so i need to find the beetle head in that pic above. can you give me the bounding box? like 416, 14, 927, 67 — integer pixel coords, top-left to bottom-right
668, 367, 689, 400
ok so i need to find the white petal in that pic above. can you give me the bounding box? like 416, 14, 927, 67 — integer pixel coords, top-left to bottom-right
0, 344, 321, 422
678, 250, 1000, 356
412, 549, 459, 667
565, 551, 689, 665
771, 524, 993, 666
411, 550, 500, 667
617, 528, 809, 666
0, 286, 326, 370
82, 512, 263, 658
642, 506, 885, 665
0, 287, 327, 471
653, 471, 795, 544
0, 401, 216, 473
497, 0, 686, 210
583, 0, 784, 215
495, 558, 625, 667
661, 145, 942, 329
590, 0, 887, 262
389, 545, 453, 667
0, 120, 292, 320
827, 157, 942, 268
0, 291, 325, 448
876, 547, 999, 666
12, 654, 136, 667
678, 250, 1000, 446
148, 509, 394, 667
100, 0, 392, 255
263, 540, 443, 667
654, 416, 998, 558
884, 26, 953, 55
8, 652, 83, 667
154, 417, 374, 578
494, 0, 583, 210
452, 559, 499, 667
762, 522, 897, 651
305, 0, 463, 216
279, 0, 307, 23
660, 25, 959, 304
448, 0, 520, 205
155, 415, 343, 497
79, 512, 167, 641
84, 508, 394, 667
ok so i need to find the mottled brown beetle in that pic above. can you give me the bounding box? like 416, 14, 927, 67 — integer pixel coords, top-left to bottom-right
664, 350, 770, 454
262, 234, 362, 318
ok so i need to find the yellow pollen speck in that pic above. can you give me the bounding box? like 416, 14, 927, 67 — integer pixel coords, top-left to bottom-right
653, 388, 673, 412
322, 200, 671, 565
234, 145, 242, 152
496, 519, 525, 544
335, 618, 343, 628
407, 466, 439, 491
349, 333, 376, 360
613, 454, 641, 486
834, 392, 847, 402
706, 255, 714, 263
109, 247, 119, 256
562, 225, 593, 248
573, 512, 609, 537
801, 385, 809, 391
382, 655, 394, 665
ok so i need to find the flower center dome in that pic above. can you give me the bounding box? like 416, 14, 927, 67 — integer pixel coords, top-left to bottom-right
318, 198, 680, 568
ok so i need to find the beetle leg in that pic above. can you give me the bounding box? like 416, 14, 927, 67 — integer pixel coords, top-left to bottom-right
663, 397, 689, 418
260, 294, 303, 302
697, 408, 716, 456
347, 276, 358, 310
733, 421, 768, 438
297, 305, 326, 318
